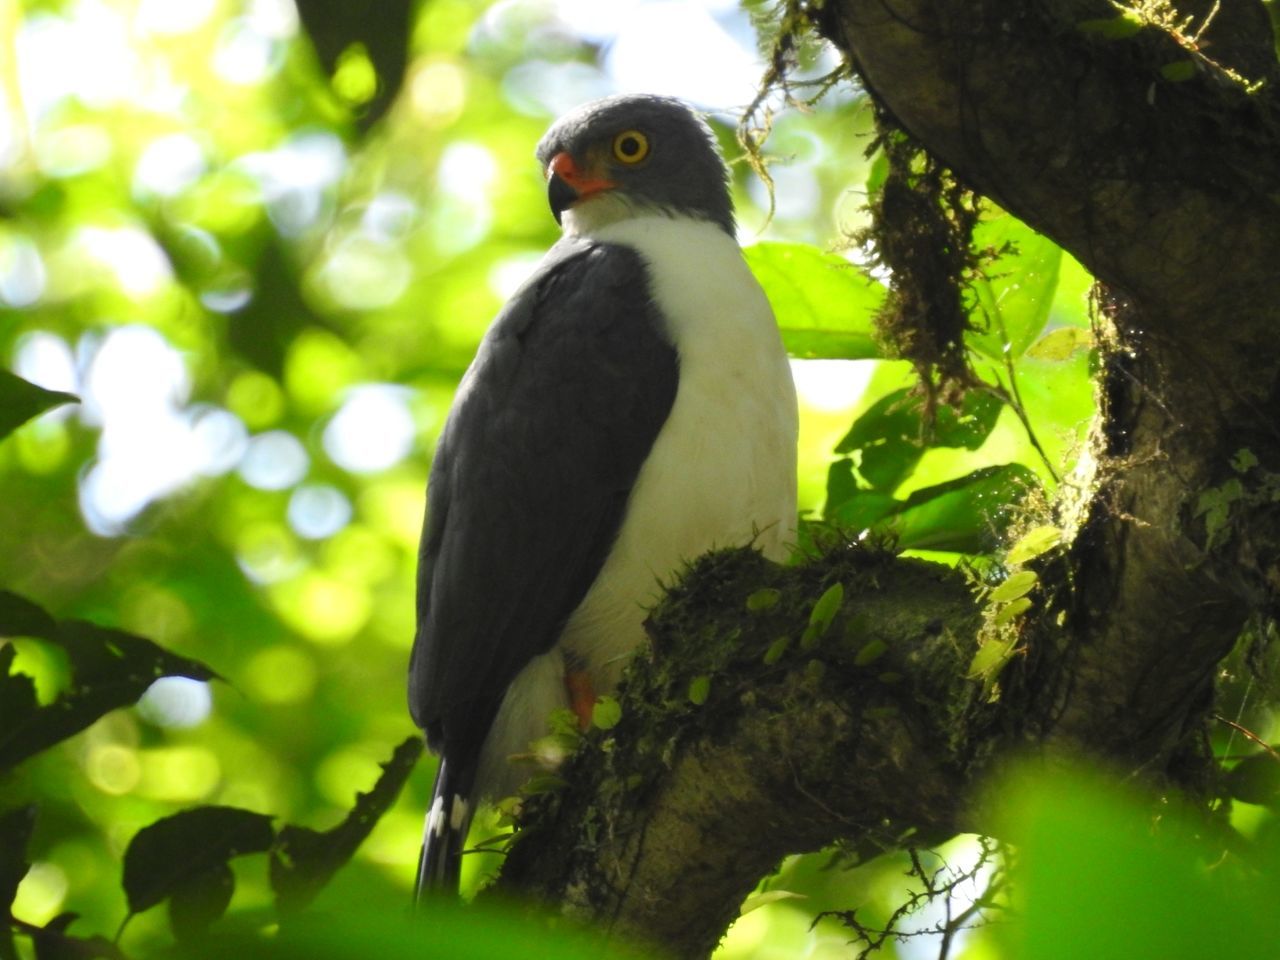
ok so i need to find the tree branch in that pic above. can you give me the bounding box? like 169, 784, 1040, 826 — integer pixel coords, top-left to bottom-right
495, 547, 987, 958
816, 0, 1280, 765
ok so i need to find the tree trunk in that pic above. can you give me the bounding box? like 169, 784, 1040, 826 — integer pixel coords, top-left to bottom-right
493, 2, 1280, 956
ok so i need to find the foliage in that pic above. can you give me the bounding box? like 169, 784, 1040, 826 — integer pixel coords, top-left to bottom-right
2, 1, 1274, 958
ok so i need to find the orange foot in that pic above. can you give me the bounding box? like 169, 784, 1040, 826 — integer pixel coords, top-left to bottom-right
564, 669, 594, 731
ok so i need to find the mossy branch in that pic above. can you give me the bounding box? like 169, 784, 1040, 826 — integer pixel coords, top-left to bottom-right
492, 546, 988, 959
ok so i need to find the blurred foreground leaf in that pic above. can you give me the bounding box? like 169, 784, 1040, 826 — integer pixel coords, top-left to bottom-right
0, 371, 78, 441
271, 736, 424, 913
1, 805, 36, 959
998, 765, 1280, 960
169, 896, 655, 960
123, 807, 275, 919
28, 913, 124, 960
0, 592, 219, 770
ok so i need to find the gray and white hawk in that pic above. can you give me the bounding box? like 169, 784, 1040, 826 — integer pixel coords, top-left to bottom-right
409, 94, 798, 897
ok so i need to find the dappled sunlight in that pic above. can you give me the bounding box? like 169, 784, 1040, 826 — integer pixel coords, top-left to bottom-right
322, 385, 416, 473
137, 676, 214, 729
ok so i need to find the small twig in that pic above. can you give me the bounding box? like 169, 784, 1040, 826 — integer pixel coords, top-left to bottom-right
1213, 714, 1280, 763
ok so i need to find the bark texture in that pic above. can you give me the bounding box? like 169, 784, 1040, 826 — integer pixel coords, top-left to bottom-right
492, 2, 1280, 956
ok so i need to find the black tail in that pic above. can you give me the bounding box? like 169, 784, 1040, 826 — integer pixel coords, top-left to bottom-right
414, 757, 473, 903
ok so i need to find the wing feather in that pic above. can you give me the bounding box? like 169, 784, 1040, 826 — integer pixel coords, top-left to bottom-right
408, 238, 678, 763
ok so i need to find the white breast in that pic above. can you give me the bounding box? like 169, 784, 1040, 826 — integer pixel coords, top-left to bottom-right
476, 215, 798, 803
559, 215, 798, 687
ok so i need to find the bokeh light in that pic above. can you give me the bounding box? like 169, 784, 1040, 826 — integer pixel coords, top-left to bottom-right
137, 677, 214, 729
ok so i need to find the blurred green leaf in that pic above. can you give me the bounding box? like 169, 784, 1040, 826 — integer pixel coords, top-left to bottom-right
1075, 10, 1145, 39
168, 862, 235, 943
171, 897, 655, 959
0, 590, 59, 638
123, 806, 275, 916
591, 695, 622, 730
0, 592, 220, 770
229, 238, 327, 377
1226, 751, 1280, 806
998, 765, 1280, 960
746, 588, 782, 612
744, 242, 886, 360
0, 371, 77, 442
688, 675, 711, 706
270, 737, 423, 913
1, 805, 36, 952
853, 638, 887, 666
29, 913, 124, 960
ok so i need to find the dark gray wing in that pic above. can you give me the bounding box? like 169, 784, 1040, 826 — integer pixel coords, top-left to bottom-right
408, 238, 678, 765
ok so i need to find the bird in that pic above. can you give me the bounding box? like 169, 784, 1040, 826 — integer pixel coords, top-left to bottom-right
408, 93, 798, 899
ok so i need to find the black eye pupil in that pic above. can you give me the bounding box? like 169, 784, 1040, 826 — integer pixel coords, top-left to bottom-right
620, 137, 640, 157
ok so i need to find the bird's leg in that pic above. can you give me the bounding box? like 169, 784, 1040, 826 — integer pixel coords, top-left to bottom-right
564, 669, 595, 731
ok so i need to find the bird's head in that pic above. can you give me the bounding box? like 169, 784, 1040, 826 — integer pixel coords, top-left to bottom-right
535, 94, 734, 237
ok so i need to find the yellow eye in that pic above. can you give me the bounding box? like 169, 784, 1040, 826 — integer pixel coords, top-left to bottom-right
612, 130, 649, 164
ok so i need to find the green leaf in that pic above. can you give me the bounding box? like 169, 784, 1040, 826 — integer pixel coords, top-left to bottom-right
1006, 525, 1064, 565
687, 676, 711, 706
825, 487, 900, 531
0, 371, 78, 442
1159, 60, 1198, 82
1025, 326, 1092, 361
1075, 11, 1144, 39
168, 862, 235, 943
123, 807, 275, 915
270, 737, 423, 913
522, 774, 569, 795
0, 590, 59, 638
762, 636, 791, 665
993, 596, 1033, 626
0, 805, 36, 919
0, 594, 220, 771
883, 464, 1039, 553
969, 216, 1063, 362
1232, 448, 1259, 473
798, 623, 821, 651
744, 242, 886, 360
1225, 752, 1280, 806
966, 635, 1017, 680
853, 639, 887, 666
990, 570, 1038, 603
745, 588, 781, 613
833, 388, 1005, 494
809, 583, 844, 630
591, 696, 622, 731
740, 889, 806, 916
29, 913, 124, 960
997, 765, 1280, 960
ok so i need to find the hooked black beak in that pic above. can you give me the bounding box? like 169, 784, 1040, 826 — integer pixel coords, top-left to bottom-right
548, 172, 577, 225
